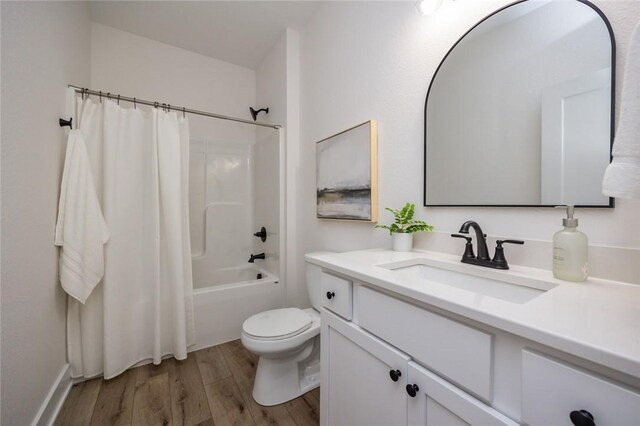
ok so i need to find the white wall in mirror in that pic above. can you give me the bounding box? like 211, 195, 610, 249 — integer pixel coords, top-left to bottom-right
540, 67, 611, 205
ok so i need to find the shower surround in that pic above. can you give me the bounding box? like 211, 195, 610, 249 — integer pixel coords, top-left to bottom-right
190, 130, 283, 349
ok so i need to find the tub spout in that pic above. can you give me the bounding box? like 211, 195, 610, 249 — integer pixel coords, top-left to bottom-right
248, 253, 265, 263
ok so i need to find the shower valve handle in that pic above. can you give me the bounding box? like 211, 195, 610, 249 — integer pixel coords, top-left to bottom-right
253, 227, 267, 242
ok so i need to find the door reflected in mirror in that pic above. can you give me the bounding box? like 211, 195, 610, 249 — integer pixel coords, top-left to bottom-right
424, 0, 614, 207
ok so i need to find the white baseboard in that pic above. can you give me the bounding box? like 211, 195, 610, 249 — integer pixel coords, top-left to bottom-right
31, 363, 73, 426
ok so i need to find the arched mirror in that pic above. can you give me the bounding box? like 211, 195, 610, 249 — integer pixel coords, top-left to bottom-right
424, 0, 615, 207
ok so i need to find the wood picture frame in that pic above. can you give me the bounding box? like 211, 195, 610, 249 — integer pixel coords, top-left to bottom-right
316, 120, 378, 221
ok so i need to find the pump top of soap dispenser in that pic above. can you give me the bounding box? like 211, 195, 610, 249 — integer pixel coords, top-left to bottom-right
557, 205, 578, 227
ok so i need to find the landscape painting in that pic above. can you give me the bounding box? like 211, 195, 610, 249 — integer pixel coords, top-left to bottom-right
316, 120, 377, 221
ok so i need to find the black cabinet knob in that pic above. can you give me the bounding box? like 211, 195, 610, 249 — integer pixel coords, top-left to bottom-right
326, 291, 335, 300
570, 410, 595, 426
406, 384, 419, 397
389, 369, 402, 382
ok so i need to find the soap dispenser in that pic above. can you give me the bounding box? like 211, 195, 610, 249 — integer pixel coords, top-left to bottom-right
553, 205, 588, 282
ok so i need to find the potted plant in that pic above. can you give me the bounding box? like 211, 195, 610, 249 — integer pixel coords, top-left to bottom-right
375, 203, 434, 252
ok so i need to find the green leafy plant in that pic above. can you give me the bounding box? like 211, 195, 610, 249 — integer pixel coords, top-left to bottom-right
375, 203, 434, 235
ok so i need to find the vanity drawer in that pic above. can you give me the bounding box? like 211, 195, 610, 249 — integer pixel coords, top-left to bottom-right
356, 285, 493, 400
522, 350, 640, 426
321, 272, 352, 320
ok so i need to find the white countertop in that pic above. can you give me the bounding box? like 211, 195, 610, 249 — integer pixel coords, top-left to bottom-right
305, 249, 640, 378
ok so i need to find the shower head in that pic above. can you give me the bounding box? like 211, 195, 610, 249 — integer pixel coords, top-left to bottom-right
249, 107, 269, 121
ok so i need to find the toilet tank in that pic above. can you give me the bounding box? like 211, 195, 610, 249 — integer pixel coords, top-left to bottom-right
305, 253, 333, 310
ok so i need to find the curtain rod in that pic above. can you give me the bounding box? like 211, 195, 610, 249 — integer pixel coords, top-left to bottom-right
68, 85, 281, 129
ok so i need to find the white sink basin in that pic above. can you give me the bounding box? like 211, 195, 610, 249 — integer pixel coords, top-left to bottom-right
377, 259, 556, 304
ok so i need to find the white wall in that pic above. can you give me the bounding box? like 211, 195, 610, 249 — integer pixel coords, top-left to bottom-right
90, 23, 257, 263
0, 2, 91, 425
296, 0, 640, 305
255, 33, 286, 277
256, 29, 301, 305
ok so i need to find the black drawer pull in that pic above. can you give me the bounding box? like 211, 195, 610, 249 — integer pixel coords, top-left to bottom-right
389, 369, 401, 382
570, 410, 595, 426
326, 291, 335, 300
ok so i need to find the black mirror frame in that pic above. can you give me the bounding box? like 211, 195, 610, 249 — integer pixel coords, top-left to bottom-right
423, 0, 616, 208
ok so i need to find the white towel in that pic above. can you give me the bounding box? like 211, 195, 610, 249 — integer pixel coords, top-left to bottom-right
55, 129, 109, 303
603, 21, 640, 199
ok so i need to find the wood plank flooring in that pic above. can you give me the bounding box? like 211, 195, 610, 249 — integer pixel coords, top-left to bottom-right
55, 340, 320, 426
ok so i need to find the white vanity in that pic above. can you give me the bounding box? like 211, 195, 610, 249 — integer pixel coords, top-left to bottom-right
306, 249, 640, 426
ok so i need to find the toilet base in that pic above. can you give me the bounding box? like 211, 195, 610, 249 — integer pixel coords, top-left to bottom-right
252, 335, 320, 406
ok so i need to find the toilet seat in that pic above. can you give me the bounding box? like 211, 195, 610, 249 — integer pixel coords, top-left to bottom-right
242, 308, 312, 341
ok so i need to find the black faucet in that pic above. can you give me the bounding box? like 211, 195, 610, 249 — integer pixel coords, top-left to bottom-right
451, 221, 523, 270
458, 221, 490, 260
248, 253, 265, 263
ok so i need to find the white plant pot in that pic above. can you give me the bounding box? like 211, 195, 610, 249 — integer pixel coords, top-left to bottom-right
392, 233, 413, 252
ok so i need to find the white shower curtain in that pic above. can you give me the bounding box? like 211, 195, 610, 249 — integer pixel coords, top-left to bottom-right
67, 96, 195, 379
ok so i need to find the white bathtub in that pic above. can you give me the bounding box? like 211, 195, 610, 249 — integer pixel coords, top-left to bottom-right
192, 265, 283, 350
193, 265, 276, 290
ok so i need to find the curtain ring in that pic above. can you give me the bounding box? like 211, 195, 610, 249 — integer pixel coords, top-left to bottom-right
167, 104, 171, 113
183, 107, 186, 118
99, 91, 102, 103
133, 97, 137, 109
117, 94, 120, 105
80, 88, 85, 100
154, 102, 159, 109
107, 92, 111, 101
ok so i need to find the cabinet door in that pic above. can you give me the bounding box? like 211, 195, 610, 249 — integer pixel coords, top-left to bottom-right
407, 362, 518, 426
321, 311, 409, 426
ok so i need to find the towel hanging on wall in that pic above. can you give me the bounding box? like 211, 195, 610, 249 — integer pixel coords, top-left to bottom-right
55, 129, 109, 303
602, 21, 640, 199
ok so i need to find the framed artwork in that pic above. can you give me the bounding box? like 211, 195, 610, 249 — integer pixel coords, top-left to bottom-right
316, 120, 378, 221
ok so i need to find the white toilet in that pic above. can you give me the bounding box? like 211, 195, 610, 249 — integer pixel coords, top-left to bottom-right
241, 260, 323, 406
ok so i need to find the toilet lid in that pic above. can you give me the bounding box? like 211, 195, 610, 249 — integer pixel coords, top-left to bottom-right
243, 308, 313, 340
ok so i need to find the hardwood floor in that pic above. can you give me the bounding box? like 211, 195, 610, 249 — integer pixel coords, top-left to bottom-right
55, 340, 320, 426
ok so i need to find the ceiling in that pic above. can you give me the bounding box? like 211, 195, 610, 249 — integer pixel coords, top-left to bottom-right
88, 1, 322, 69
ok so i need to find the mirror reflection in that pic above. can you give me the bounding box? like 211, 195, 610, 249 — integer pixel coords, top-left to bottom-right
425, 0, 614, 207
